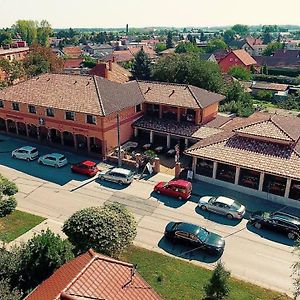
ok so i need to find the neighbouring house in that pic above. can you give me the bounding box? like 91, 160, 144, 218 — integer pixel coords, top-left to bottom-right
25, 249, 161, 300
213, 49, 230, 63
285, 39, 300, 51
113, 45, 157, 62
251, 81, 289, 99
82, 43, 114, 59
218, 49, 257, 73
241, 37, 267, 56
201, 53, 217, 63
62, 46, 82, 59
159, 48, 176, 56
185, 112, 300, 207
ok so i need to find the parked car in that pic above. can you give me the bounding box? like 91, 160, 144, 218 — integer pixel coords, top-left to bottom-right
198, 196, 246, 219
154, 179, 192, 200
11, 146, 39, 161
38, 153, 68, 168
98, 167, 134, 185
249, 211, 300, 240
71, 160, 99, 177
164, 221, 225, 255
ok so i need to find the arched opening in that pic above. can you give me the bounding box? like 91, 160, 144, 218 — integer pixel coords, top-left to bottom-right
17, 122, 27, 136
7, 119, 16, 134
0, 118, 6, 131
39, 126, 49, 141
63, 131, 74, 147
50, 129, 61, 144
76, 134, 88, 151
89, 137, 102, 154
27, 124, 38, 139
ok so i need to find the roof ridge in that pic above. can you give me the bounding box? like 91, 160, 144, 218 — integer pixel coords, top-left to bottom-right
93, 75, 106, 116
139, 79, 190, 88
271, 115, 296, 142
187, 85, 202, 109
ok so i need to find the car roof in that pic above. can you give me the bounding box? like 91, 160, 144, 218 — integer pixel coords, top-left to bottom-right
272, 212, 300, 225
19, 146, 36, 151
47, 153, 65, 158
169, 180, 191, 187
111, 168, 132, 175
216, 196, 235, 205
177, 222, 203, 235
81, 160, 96, 167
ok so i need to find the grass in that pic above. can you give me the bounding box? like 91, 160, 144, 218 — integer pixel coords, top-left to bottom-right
121, 246, 291, 300
253, 99, 278, 109
0, 210, 45, 243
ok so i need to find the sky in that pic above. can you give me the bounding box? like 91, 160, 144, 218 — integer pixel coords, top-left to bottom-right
1, 0, 300, 29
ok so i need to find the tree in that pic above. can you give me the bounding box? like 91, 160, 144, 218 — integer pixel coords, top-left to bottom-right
37, 20, 53, 46
152, 53, 225, 93
223, 29, 235, 45
62, 203, 137, 257
292, 241, 300, 299
228, 66, 252, 81
231, 24, 249, 36
0, 30, 12, 46
166, 31, 173, 49
204, 261, 231, 300
175, 42, 201, 54
13, 20, 38, 45
132, 47, 151, 80
0, 175, 18, 218
15, 229, 74, 292
200, 31, 206, 42
0, 59, 25, 85
262, 42, 282, 56
155, 43, 167, 53
206, 39, 227, 53
0, 279, 22, 300
263, 32, 272, 44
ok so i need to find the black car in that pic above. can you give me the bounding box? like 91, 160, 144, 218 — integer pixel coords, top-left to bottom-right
249, 211, 300, 240
164, 221, 225, 255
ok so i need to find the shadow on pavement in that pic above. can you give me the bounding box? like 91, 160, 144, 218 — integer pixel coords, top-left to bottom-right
246, 222, 296, 246
150, 191, 186, 208
194, 206, 243, 227
95, 178, 128, 190
158, 237, 221, 264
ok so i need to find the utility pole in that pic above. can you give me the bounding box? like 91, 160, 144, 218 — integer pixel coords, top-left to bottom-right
117, 112, 122, 167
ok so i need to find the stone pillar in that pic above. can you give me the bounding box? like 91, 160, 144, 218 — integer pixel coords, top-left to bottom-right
150, 130, 154, 144
87, 137, 91, 152
167, 134, 171, 148
175, 162, 181, 178
258, 172, 265, 191
284, 178, 292, 198
134, 127, 138, 138
153, 157, 160, 173
234, 166, 240, 185
15, 123, 19, 135
192, 157, 197, 173
73, 135, 78, 150
212, 161, 218, 179
4, 119, 8, 132
159, 105, 163, 119
25, 124, 29, 136
61, 133, 64, 146
177, 107, 181, 122
37, 127, 40, 141
184, 138, 188, 149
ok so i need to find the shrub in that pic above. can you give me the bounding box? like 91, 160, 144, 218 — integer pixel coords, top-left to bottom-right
0, 176, 18, 196
0, 197, 17, 217
63, 202, 137, 257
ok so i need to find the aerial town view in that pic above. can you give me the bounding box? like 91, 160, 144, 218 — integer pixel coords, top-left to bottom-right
1, 0, 300, 299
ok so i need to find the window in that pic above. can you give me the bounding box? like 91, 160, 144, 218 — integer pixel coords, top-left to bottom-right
12, 102, 19, 111
65, 111, 75, 121
86, 114, 96, 125
28, 105, 36, 114
135, 104, 142, 113
46, 107, 55, 117
0, 100, 3, 108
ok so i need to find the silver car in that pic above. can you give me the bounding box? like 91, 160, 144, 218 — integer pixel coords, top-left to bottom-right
12, 146, 39, 161
98, 167, 134, 185
198, 196, 246, 219
38, 153, 68, 168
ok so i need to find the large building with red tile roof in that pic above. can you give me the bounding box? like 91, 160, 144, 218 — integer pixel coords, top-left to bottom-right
62, 46, 82, 59
25, 249, 161, 300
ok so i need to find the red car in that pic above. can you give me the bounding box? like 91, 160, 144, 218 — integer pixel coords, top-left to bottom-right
154, 179, 192, 200
71, 160, 99, 177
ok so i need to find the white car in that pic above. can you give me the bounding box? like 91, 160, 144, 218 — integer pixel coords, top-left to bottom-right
12, 146, 39, 161
38, 153, 68, 168
198, 196, 246, 219
98, 167, 134, 185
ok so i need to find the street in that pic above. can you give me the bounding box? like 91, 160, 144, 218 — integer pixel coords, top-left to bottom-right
0, 134, 296, 296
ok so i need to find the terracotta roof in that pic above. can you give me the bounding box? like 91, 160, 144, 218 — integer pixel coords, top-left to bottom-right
63, 46, 82, 58
64, 58, 84, 69
138, 81, 225, 109
245, 37, 264, 47
26, 249, 161, 300
108, 62, 132, 83
114, 46, 157, 62
231, 49, 257, 66
0, 46, 29, 56
251, 82, 288, 92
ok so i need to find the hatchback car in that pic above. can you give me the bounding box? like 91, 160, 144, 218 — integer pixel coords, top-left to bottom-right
98, 167, 134, 185
71, 160, 99, 177
38, 153, 68, 168
11, 146, 39, 161
198, 196, 246, 219
164, 221, 225, 255
249, 211, 300, 240
154, 180, 192, 200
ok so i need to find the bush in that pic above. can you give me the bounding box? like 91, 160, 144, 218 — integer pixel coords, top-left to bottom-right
0, 279, 22, 300
256, 90, 274, 102
0, 176, 18, 196
0, 197, 17, 217
63, 202, 137, 257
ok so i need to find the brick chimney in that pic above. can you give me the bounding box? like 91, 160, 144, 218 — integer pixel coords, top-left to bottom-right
89, 62, 108, 79
108, 59, 113, 71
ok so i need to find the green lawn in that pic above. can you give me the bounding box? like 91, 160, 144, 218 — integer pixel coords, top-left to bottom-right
121, 246, 291, 300
0, 210, 45, 242
253, 99, 278, 109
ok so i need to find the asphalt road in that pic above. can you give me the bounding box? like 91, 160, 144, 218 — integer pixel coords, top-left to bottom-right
0, 134, 296, 296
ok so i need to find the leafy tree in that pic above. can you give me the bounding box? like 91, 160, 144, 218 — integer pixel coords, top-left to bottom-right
152, 53, 224, 93
62, 203, 137, 257
200, 31, 206, 42
166, 31, 173, 49
13, 20, 38, 45
231, 24, 249, 36
175, 42, 201, 54
263, 32, 272, 44
15, 229, 74, 292
256, 90, 273, 101
0, 30, 12, 46
132, 47, 151, 80
204, 261, 231, 300
0, 59, 25, 85
206, 39, 227, 53
228, 66, 252, 81
0, 279, 22, 300
0, 175, 18, 217
262, 42, 282, 56
155, 42, 167, 53
223, 29, 235, 44
37, 20, 53, 46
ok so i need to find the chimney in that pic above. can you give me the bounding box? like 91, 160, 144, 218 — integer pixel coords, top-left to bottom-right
108, 59, 113, 71
89, 62, 108, 79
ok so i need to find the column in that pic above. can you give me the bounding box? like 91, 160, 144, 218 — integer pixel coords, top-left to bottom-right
159, 105, 163, 119
284, 178, 292, 198
167, 134, 171, 148
60, 133, 64, 146
25, 124, 29, 136
258, 172, 265, 191
177, 107, 181, 122
15, 123, 19, 135
150, 130, 154, 144
4, 119, 8, 132
212, 161, 218, 179
37, 127, 40, 141
134, 127, 138, 138
87, 137, 91, 153
192, 157, 197, 173
73, 135, 78, 150
184, 138, 188, 149
234, 166, 240, 185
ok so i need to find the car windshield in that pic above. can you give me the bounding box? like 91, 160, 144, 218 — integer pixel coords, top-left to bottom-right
197, 228, 209, 242
59, 156, 66, 161
30, 148, 38, 153
231, 201, 241, 210
208, 197, 216, 203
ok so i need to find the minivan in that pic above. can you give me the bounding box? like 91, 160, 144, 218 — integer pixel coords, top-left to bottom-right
98, 167, 134, 185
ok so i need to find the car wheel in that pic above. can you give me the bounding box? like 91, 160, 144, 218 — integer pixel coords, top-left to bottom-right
226, 214, 233, 220
288, 232, 296, 240
55, 164, 59, 168
200, 205, 207, 211
254, 222, 262, 229
12, 154, 16, 159
38, 160, 43, 165
99, 176, 104, 180
26, 157, 30, 162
